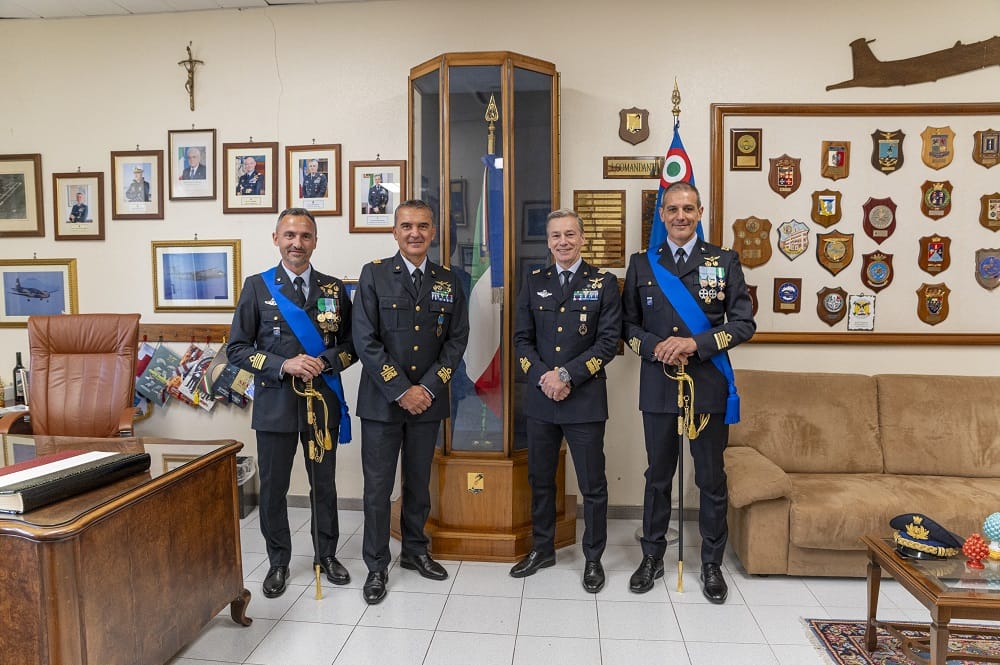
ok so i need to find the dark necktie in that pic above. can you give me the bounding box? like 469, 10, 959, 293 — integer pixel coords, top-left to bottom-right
412, 268, 423, 292
292, 275, 306, 307
675, 247, 686, 268
561, 270, 572, 298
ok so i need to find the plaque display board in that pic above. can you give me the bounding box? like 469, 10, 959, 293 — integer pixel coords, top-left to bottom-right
573, 190, 626, 268
711, 103, 1000, 344
641, 189, 658, 249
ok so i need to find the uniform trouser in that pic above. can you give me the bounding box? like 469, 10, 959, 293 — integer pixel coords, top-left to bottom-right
360, 418, 440, 572
526, 417, 609, 562
256, 428, 339, 566
639, 412, 729, 565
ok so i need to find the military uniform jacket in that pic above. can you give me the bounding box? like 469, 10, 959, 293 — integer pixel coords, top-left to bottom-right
302, 173, 327, 198
125, 180, 150, 202
69, 203, 88, 222
352, 252, 470, 423
368, 184, 388, 211
622, 240, 755, 415
227, 264, 357, 433
237, 171, 263, 195
513, 261, 622, 424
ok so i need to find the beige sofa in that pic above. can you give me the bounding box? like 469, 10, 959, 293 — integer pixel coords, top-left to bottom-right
725, 369, 1000, 577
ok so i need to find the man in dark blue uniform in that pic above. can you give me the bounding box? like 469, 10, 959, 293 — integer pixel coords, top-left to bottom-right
68, 191, 88, 222
125, 166, 151, 202
622, 182, 755, 603
352, 199, 470, 604
510, 208, 622, 594
237, 155, 264, 196
301, 159, 327, 198
227, 207, 357, 599
367, 174, 389, 214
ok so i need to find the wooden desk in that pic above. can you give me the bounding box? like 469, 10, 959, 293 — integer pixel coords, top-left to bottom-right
0, 436, 251, 665
863, 534, 1000, 665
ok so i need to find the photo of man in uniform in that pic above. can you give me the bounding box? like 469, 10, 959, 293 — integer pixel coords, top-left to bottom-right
237, 155, 264, 196
68, 190, 89, 223
301, 159, 327, 199
367, 174, 389, 214
125, 165, 151, 202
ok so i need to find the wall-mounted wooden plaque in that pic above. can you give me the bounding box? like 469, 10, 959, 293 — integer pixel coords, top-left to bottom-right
602, 156, 664, 179
573, 189, 626, 268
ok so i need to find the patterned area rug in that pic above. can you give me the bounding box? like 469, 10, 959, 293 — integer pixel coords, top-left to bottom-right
807, 619, 1000, 664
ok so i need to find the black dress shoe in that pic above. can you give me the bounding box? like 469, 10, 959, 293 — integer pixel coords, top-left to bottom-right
399, 552, 448, 581
509, 550, 556, 578
363, 570, 388, 605
582, 560, 605, 593
262, 565, 289, 598
700, 562, 728, 604
319, 556, 350, 585
629, 555, 664, 594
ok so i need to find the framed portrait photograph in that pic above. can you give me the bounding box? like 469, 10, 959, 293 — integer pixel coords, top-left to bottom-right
349, 159, 406, 233
223, 141, 278, 214
168, 128, 216, 201
151, 239, 241, 312
0, 258, 78, 328
286, 143, 341, 215
110, 150, 164, 220
0, 153, 44, 238
52, 171, 105, 241
521, 200, 550, 241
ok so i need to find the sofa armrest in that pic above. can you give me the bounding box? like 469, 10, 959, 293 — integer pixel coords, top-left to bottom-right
725, 446, 792, 508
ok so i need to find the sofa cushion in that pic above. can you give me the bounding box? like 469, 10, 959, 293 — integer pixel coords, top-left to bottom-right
725, 447, 791, 508
878, 374, 1000, 478
731, 370, 883, 473
787, 473, 1000, 551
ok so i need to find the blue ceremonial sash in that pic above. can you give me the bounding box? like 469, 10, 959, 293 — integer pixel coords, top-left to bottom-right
645, 247, 740, 424
261, 267, 352, 443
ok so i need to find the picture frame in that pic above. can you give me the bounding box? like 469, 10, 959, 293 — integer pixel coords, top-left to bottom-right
162, 453, 199, 474
349, 159, 406, 233
0, 153, 44, 238
167, 128, 216, 201
0, 258, 78, 328
110, 150, 164, 220
285, 143, 341, 215
450, 179, 467, 228
151, 239, 241, 312
223, 141, 278, 214
521, 200, 550, 241
3, 435, 35, 466
52, 171, 105, 241
460, 244, 474, 269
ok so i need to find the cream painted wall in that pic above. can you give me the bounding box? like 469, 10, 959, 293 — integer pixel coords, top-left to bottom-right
2, 0, 998, 507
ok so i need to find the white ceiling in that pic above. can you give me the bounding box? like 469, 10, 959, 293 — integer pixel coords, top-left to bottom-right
0, 0, 365, 19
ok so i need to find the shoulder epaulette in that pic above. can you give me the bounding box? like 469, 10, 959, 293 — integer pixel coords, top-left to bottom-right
372, 258, 382, 264
440, 264, 451, 271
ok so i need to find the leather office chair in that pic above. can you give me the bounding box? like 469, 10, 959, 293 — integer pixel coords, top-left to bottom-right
0, 313, 141, 437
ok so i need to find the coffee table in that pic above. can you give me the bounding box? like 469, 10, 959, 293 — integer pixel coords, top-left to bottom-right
863, 534, 1000, 664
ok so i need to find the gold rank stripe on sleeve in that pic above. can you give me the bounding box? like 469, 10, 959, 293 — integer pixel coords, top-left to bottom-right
249, 352, 266, 370
338, 351, 352, 367
519, 357, 531, 374
380, 364, 398, 382
714, 330, 733, 350
437, 367, 452, 383
628, 337, 641, 355
585, 357, 603, 375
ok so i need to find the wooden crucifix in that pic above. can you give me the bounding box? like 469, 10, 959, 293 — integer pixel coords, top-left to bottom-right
178, 42, 204, 112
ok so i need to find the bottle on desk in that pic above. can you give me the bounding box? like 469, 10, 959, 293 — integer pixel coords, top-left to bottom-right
13, 352, 25, 406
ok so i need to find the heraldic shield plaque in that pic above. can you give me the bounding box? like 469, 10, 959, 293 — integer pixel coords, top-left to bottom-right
811, 189, 842, 227
973, 129, 999, 168
920, 125, 955, 170
619, 107, 649, 145
975, 249, 1000, 290
862, 251, 894, 292
871, 129, 904, 174
816, 286, 848, 326
732, 216, 772, 267
863, 197, 896, 244
821, 141, 850, 180
916, 282, 950, 325
768, 154, 801, 198
921, 181, 952, 219
980, 193, 1000, 231
918, 235, 951, 275
816, 230, 854, 276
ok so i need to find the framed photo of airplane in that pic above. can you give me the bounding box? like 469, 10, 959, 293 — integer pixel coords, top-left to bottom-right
53, 171, 105, 241
0, 258, 78, 328
151, 239, 241, 312
0, 154, 44, 238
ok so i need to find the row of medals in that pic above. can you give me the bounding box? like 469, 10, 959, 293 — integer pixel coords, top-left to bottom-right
317, 295, 340, 345
698, 265, 727, 304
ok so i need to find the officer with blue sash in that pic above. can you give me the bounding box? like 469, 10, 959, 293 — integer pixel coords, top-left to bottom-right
622, 182, 755, 603
227, 207, 356, 599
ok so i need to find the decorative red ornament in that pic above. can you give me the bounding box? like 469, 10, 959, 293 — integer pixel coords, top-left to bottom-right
963, 533, 989, 569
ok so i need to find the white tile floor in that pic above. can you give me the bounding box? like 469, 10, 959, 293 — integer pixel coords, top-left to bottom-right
168, 507, 936, 665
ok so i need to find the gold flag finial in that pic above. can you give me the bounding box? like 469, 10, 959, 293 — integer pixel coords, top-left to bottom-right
672, 79, 681, 121
485, 94, 500, 154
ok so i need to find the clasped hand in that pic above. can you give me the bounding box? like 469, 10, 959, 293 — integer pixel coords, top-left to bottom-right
539, 370, 571, 402
653, 336, 697, 366
398, 385, 433, 415
281, 354, 325, 380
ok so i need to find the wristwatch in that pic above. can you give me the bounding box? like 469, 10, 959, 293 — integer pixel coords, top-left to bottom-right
557, 366, 571, 384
